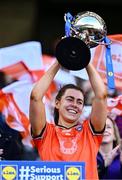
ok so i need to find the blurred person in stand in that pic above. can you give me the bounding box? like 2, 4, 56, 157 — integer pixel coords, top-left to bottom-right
0, 71, 23, 160
108, 111, 122, 139
115, 115, 122, 139
107, 94, 122, 139
97, 115, 122, 179
0, 112, 24, 160
0, 71, 39, 160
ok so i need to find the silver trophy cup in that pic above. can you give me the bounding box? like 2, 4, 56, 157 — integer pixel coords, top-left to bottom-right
55, 11, 108, 70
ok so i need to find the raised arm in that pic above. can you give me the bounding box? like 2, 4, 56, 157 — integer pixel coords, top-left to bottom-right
86, 63, 107, 131
29, 60, 60, 136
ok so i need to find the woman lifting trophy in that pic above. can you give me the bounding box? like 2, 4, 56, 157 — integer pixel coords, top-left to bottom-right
30, 11, 108, 180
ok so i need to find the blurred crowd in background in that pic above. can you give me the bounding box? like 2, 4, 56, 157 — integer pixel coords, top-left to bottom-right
0, 48, 122, 179
0, 1, 122, 179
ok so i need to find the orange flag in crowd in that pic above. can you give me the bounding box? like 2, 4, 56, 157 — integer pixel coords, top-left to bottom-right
91, 34, 122, 91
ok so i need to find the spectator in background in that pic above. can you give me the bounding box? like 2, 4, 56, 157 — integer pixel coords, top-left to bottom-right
97, 116, 122, 179
108, 112, 122, 139
0, 112, 24, 160
0, 71, 39, 161
0, 71, 24, 160
115, 115, 122, 138
107, 94, 122, 139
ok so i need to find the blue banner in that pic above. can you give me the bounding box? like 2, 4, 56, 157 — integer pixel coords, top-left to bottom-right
0, 161, 85, 180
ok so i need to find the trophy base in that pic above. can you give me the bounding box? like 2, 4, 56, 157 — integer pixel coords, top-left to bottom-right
55, 37, 91, 71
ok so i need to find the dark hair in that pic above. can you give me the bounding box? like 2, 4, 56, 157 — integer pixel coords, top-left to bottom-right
107, 115, 121, 148
54, 84, 84, 125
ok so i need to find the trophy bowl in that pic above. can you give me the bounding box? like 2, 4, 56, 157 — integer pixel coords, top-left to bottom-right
70, 11, 107, 48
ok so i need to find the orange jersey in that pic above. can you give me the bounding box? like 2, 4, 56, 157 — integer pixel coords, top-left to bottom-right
33, 120, 103, 179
